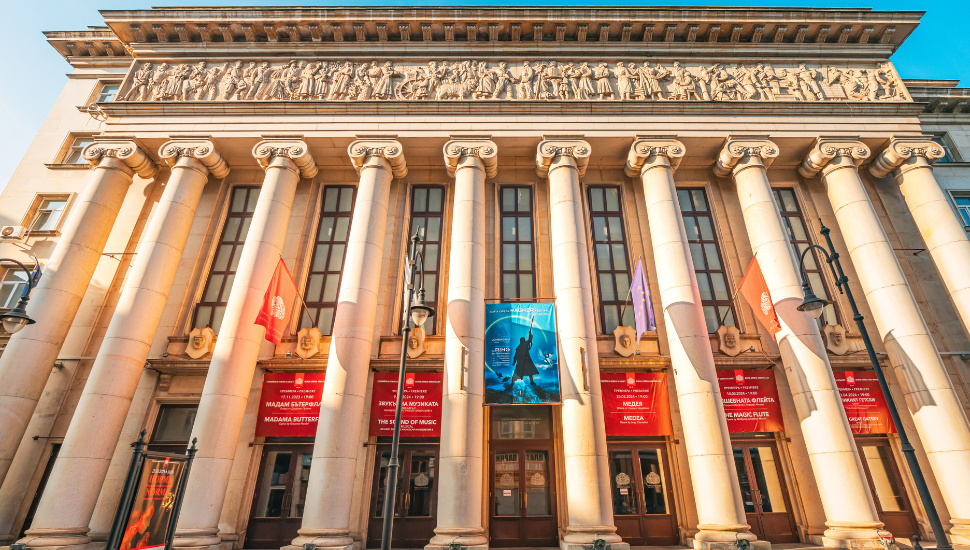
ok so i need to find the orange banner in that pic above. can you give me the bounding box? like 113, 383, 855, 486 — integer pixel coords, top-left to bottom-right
739, 257, 781, 335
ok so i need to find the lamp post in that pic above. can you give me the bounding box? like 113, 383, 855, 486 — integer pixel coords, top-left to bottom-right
0, 258, 40, 334
380, 232, 435, 550
796, 222, 952, 550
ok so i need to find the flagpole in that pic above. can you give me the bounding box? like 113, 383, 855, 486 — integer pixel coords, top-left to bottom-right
619, 255, 643, 323
718, 287, 742, 328
279, 255, 317, 328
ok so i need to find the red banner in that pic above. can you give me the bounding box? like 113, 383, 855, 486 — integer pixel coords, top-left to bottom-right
718, 369, 785, 433
255, 372, 325, 437
835, 371, 896, 434
254, 259, 299, 345
601, 372, 672, 436
120, 455, 188, 550
369, 372, 443, 437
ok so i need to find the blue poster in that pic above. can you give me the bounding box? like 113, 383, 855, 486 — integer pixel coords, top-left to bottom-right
484, 302, 561, 404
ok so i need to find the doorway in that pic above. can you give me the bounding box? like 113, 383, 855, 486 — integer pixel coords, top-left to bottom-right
856, 438, 919, 540
732, 441, 798, 543
245, 445, 313, 549
366, 445, 439, 548
607, 443, 679, 545
488, 406, 559, 548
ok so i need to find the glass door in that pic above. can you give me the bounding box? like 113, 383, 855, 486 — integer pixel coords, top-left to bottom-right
245, 446, 313, 548
490, 444, 558, 547
366, 446, 439, 548
608, 444, 678, 545
732, 442, 798, 543
857, 439, 919, 540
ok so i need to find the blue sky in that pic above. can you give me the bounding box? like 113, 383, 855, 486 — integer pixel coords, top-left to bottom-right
1, 0, 967, 194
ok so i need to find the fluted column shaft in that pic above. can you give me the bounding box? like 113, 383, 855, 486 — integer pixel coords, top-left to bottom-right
628, 138, 757, 548
718, 137, 882, 548
175, 139, 313, 549
22, 141, 225, 547
292, 140, 403, 550
537, 139, 623, 549
0, 140, 156, 488
817, 141, 970, 544
428, 139, 495, 550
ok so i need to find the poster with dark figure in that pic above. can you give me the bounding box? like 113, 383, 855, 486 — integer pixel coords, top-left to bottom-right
119, 455, 188, 550
485, 302, 561, 404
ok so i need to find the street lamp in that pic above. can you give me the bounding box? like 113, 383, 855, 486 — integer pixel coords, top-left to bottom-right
380, 232, 435, 550
0, 258, 40, 335
797, 222, 952, 550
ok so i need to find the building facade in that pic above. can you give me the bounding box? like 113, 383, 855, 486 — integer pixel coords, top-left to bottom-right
1, 6, 970, 550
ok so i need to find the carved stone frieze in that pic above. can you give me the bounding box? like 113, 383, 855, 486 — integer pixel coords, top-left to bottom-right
252, 137, 318, 178
713, 136, 780, 177
348, 138, 407, 178
536, 137, 591, 178
869, 135, 947, 179
115, 58, 911, 105
798, 136, 871, 178
158, 136, 230, 178
443, 137, 498, 178
82, 138, 158, 179
625, 136, 686, 176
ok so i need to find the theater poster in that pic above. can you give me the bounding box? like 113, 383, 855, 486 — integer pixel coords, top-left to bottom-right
255, 372, 325, 437
601, 372, 672, 436
835, 371, 896, 434
484, 302, 561, 404
118, 454, 189, 550
369, 372, 443, 436
717, 369, 785, 433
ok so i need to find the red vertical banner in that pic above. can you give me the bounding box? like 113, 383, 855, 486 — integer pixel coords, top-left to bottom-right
835, 371, 896, 434
255, 372, 326, 437
369, 372, 443, 437
717, 368, 785, 433
600, 372, 673, 436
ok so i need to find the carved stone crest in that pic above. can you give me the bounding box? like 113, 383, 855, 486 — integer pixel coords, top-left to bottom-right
716, 325, 742, 357
824, 324, 850, 355
613, 325, 638, 358
407, 326, 426, 359
185, 327, 215, 359
296, 327, 322, 359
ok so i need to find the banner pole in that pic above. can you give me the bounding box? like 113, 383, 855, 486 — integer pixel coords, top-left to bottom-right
279, 254, 317, 329
719, 287, 741, 328
165, 438, 198, 550
618, 255, 642, 324
105, 429, 147, 550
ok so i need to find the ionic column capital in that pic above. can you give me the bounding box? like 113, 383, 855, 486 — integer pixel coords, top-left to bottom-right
82, 137, 158, 179
713, 135, 779, 178
869, 135, 946, 179
444, 136, 497, 178
253, 136, 317, 179
625, 136, 686, 177
348, 137, 407, 178
159, 136, 230, 178
536, 136, 591, 178
798, 136, 871, 178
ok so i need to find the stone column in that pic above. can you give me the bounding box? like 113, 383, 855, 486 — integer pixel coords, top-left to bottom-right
0, 138, 156, 487
289, 139, 405, 550
627, 137, 764, 550
174, 138, 316, 549
536, 137, 627, 550
17, 138, 227, 547
426, 138, 497, 550
871, 136, 970, 339
804, 136, 970, 544
717, 136, 883, 548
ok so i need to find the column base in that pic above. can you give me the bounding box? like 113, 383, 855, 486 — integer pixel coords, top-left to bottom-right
560, 525, 628, 550
286, 528, 359, 550
427, 527, 488, 550
821, 521, 885, 550
691, 524, 767, 550
171, 527, 222, 550
951, 517, 970, 546
18, 528, 92, 549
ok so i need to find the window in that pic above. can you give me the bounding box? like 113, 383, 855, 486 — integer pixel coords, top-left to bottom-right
0, 268, 30, 309
300, 186, 356, 335
932, 135, 957, 163
587, 186, 634, 335
407, 186, 444, 335
194, 187, 258, 333
954, 195, 970, 226
500, 186, 537, 300
678, 188, 735, 333
149, 404, 198, 453
61, 137, 94, 165
772, 188, 837, 327
95, 83, 120, 103
28, 197, 69, 232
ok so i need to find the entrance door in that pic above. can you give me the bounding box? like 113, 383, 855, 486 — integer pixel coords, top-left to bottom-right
733, 442, 798, 543
366, 446, 439, 548
607, 443, 678, 545
857, 439, 919, 540
245, 445, 313, 549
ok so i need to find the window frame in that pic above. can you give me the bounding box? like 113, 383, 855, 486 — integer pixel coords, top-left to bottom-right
949, 191, 970, 228
0, 265, 31, 310
931, 134, 961, 163
300, 185, 357, 336
585, 184, 636, 335
148, 403, 198, 453
499, 185, 538, 301
404, 185, 446, 336
18, 193, 75, 235
58, 135, 96, 165
94, 81, 122, 103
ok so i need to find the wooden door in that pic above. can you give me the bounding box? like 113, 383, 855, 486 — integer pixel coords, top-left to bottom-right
608, 443, 678, 545
366, 446, 439, 548
732, 442, 798, 543
489, 443, 558, 547
856, 439, 919, 540
245, 445, 313, 548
